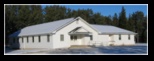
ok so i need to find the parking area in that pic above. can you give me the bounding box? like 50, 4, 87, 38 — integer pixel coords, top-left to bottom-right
5, 43, 147, 55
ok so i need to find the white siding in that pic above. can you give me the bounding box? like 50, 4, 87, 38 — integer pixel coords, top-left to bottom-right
76, 28, 88, 32
52, 19, 99, 49
97, 35, 109, 46
24, 35, 53, 48
112, 34, 135, 45
9, 17, 136, 49
83, 35, 91, 45
10, 35, 53, 49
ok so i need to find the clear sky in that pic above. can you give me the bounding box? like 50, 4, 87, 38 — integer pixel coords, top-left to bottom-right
42, 4, 147, 17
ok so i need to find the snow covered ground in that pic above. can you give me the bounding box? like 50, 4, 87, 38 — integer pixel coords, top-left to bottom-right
4, 44, 147, 55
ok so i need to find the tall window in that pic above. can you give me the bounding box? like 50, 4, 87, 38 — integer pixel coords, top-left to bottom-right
27, 36, 29, 43
128, 34, 130, 40
60, 34, 64, 41
119, 34, 121, 40
22, 37, 23, 43
70, 35, 77, 41
70, 35, 73, 40
90, 35, 93, 40
38, 36, 41, 42
74, 36, 77, 40
32, 36, 34, 43
47, 35, 50, 42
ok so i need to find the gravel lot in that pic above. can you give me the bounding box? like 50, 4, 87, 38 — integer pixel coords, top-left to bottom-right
5, 43, 147, 55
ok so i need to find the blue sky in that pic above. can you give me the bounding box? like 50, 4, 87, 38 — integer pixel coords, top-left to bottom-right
42, 4, 147, 17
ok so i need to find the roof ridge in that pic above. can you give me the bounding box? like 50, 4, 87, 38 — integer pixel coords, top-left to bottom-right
24, 17, 75, 28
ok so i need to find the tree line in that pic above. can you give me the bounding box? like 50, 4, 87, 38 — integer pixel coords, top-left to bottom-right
5, 5, 147, 44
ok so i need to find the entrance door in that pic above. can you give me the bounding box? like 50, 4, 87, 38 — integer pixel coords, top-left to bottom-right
82, 35, 91, 45
77, 35, 83, 45
70, 35, 83, 45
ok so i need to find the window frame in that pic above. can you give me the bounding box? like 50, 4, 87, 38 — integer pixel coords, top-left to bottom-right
27, 36, 29, 43
22, 37, 23, 43
32, 36, 34, 43
47, 35, 50, 42
128, 34, 131, 40
90, 35, 93, 41
119, 34, 121, 40
70, 35, 73, 40
38, 36, 41, 43
60, 34, 64, 41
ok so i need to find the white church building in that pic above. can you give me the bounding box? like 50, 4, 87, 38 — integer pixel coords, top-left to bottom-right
9, 17, 137, 49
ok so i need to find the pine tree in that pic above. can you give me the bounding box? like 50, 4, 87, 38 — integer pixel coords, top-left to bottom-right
119, 6, 127, 29
112, 13, 118, 26
29, 5, 43, 25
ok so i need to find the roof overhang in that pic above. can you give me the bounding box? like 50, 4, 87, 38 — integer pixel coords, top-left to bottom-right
69, 32, 92, 35
99, 32, 137, 35
9, 33, 55, 37
69, 26, 92, 35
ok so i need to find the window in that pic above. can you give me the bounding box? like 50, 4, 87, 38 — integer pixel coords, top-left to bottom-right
26, 37, 28, 42
22, 37, 23, 43
47, 35, 50, 42
109, 34, 112, 37
90, 35, 93, 40
60, 34, 64, 41
119, 34, 121, 40
70, 35, 73, 40
38, 36, 41, 42
74, 36, 77, 40
128, 34, 130, 40
70, 35, 77, 41
32, 36, 34, 43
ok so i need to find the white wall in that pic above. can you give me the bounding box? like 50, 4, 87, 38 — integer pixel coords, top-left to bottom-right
123, 35, 135, 45
25, 35, 52, 49
10, 34, 53, 49
99, 35, 110, 46
9, 17, 136, 49
94, 34, 136, 46
113, 34, 135, 45
83, 35, 91, 45
52, 18, 100, 49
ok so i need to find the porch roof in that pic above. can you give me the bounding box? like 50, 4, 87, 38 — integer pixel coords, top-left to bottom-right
69, 27, 91, 35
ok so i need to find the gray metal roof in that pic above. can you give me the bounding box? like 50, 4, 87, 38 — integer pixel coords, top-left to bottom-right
9, 17, 136, 37
90, 24, 136, 34
9, 17, 75, 37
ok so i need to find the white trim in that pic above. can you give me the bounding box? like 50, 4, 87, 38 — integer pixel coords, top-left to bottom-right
52, 18, 76, 33
76, 17, 101, 33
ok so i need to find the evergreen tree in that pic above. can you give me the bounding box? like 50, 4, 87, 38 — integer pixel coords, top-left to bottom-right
131, 11, 145, 43
44, 5, 67, 22
119, 6, 127, 29
5, 5, 147, 44
112, 13, 118, 26
29, 5, 43, 25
